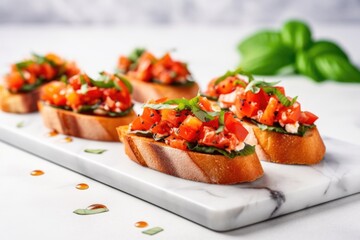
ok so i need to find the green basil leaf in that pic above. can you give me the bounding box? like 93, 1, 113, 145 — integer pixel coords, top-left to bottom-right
32, 53, 57, 66
192, 107, 214, 122
142, 227, 164, 236
238, 30, 282, 57
84, 149, 107, 154
307, 40, 348, 60
78, 103, 100, 113
281, 20, 312, 51
239, 45, 295, 75
73, 207, 109, 215
115, 74, 133, 93
142, 103, 178, 110
244, 80, 280, 94
187, 142, 255, 158
295, 51, 325, 82
215, 68, 254, 85
128, 48, 146, 63
216, 110, 225, 133
16, 121, 25, 128
15, 60, 34, 70
314, 54, 360, 82
19, 78, 43, 92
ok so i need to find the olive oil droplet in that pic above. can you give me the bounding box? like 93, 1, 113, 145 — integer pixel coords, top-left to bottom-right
30, 170, 44, 176
135, 221, 148, 228
86, 204, 107, 210
48, 129, 58, 137
64, 136, 73, 142
76, 183, 89, 190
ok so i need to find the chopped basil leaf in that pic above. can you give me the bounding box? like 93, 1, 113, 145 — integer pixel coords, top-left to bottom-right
84, 149, 107, 154
216, 110, 225, 133
115, 73, 133, 93
244, 80, 280, 94
16, 121, 25, 128
215, 68, 254, 85
200, 93, 218, 101
128, 48, 146, 63
90, 72, 115, 88
19, 78, 43, 92
32, 53, 56, 66
78, 103, 100, 113
60, 75, 68, 83
187, 142, 255, 158
73, 207, 109, 215
262, 86, 298, 107
142, 227, 164, 236
142, 103, 178, 110
15, 60, 33, 70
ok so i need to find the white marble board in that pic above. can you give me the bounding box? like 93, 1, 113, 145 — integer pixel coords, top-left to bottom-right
1, 110, 360, 231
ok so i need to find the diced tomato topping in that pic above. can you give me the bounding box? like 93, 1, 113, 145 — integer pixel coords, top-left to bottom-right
198, 96, 213, 111
299, 111, 318, 125
161, 109, 189, 127
166, 136, 188, 151
259, 97, 278, 125
178, 115, 203, 142
41, 82, 67, 106
5, 53, 79, 93
121, 50, 190, 84
4, 72, 24, 92
224, 113, 248, 142
277, 102, 301, 125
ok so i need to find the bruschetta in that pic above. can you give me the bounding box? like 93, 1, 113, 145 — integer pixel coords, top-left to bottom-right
204, 68, 326, 165
0, 53, 80, 113
117, 48, 199, 102
117, 96, 263, 184
39, 72, 136, 141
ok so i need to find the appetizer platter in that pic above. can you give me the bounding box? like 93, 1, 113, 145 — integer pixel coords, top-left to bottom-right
1, 59, 360, 231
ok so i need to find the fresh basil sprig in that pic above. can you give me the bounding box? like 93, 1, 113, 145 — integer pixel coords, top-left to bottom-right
215, 67, 254, 85
238, 19, 360, 83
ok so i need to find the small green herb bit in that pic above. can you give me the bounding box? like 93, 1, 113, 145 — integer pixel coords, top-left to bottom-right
142, 227, 164, 236
84, 149, 107, 154
16, 121, 25, 128
73, 207, 109, 215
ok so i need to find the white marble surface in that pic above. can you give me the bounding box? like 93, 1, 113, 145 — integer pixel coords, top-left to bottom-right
1, 25, 360, 239
1, 109, 360, 231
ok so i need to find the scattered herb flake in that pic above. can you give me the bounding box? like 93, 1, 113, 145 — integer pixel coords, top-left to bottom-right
84, 149, 107, 154
16, 121, 25, 128
73, 207, 109, 215
142, 227, 164, 236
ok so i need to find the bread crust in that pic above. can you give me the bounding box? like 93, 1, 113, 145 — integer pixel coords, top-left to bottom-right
129, 78, 200, 102
0, 85, 40, 113
252, 126, 326, 165
117, 126, 264, 184
38, 101, 136, 141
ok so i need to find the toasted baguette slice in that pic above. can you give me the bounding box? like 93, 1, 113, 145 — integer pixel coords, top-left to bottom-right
129, 78, 200, 103
246, 124, 326, 165
0, 85, 40, 113
117, 126, 264, 184
38, 101, 136, 142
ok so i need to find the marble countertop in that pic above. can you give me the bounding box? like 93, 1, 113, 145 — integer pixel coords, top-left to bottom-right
1, 24, 360, 239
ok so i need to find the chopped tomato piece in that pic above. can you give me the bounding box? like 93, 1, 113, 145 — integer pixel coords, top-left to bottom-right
41, 82, 67, 106
5, 72, 24, 91
235, 96, 259, 118
131, 116, 153, 131
39, 63, 56, 80
118, 56, 131, 71
166, 136, 188, 151
142, 108, 161, 124
224, 113, 248, 142
259, 97, 278, 125
277, 102, 301, 125
178, 115, 203, 142
161, 109, 189, 127
198, 96, 213, 111
299, 111, 318, 125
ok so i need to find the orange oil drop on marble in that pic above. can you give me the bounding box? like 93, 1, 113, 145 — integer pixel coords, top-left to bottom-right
64, 136, 73, 142
135, 221, 149, 228
30, 170, 44, 176
76, 183, 89, 190
48, 129, 58, 137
